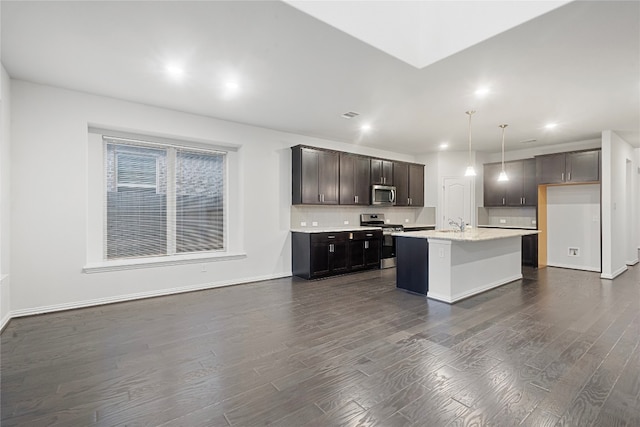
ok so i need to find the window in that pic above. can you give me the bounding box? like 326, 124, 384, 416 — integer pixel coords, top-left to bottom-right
104, 137, 225, 260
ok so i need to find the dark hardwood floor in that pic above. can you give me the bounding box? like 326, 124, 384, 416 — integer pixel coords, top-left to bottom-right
1, 263, 639, 426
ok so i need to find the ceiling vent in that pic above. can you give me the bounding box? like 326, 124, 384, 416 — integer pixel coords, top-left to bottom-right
519, 138, 537, 144
341, 111, 360, 119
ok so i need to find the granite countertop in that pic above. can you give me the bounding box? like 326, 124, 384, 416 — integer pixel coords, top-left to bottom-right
394, 228, 540, 242
478, 224, 537, 230
290, 226, 382, 233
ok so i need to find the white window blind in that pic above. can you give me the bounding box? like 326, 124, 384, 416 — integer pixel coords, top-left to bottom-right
104, 137, 225, 260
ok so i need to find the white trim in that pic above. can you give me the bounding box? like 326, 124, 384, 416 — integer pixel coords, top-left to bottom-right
546, 262, 601, 273
427, 274, 522, 304
9, 271, 291, 319
600, 265, 628, 280
626, 258, 639, 266
83, 251, 247, 273
0, 313, 10, 332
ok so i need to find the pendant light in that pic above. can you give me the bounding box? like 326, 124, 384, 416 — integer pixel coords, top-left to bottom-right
497, 124, 509, 181
464, 110, 477, 176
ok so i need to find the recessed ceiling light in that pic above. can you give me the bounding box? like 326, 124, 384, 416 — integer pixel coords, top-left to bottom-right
475, 87, 490, 97
361, 123, 372, 132
165, 63, 184, 80
225, 81, 240, 91
439, 142, 449, 149
545, 122, 558, 129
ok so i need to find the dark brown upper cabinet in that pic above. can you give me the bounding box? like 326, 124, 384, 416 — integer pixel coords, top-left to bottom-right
292, 145, 339, 205
339, 153, 370, 205
483, 159, 537, 207
394, 162, 424, 207
370, 159, 393, 185
536, 149, 600, 185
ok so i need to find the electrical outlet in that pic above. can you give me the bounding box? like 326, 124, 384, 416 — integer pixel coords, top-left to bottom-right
499, 218, 507, 224
343, 220, 349, 225
386, 219, 391, 223
312, 221, 318, 226
300, 221, 307, 227
405, 219, 409, 223
568, 247, 580, 257
532, 220, 537, 225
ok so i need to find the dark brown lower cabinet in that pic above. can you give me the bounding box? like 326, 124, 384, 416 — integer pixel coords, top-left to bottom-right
522, 234, 538, 267
292, 230, 382, 279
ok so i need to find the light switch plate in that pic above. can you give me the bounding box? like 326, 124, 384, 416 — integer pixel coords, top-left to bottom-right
343, 220, 349, 225
499, 219, 507, 224
312, 221, 318, 226
300, 221, 307, 227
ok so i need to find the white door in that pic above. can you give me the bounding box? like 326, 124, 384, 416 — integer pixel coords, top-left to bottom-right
442, 177, 472, 229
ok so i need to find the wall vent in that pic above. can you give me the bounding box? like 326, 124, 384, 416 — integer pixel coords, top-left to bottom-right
341, 111, 360, 119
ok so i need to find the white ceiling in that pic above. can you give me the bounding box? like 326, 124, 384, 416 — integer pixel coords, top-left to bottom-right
1, 1, 639, 155
284, 1, 569, 69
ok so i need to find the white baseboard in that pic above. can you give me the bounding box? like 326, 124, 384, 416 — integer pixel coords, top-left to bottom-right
8, 271, 292, 320
0, 313, 10, 332
626, 258, 639, 266
601, 265, 628, 280
547, 262, 601, 272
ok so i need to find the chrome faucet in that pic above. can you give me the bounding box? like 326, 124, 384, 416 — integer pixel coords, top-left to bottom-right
448, 217, 466, 232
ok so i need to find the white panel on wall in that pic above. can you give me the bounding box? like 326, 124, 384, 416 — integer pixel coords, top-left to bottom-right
547, 184, 601, 272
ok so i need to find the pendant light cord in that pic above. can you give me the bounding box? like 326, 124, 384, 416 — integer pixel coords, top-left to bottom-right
466, 110, 475, 165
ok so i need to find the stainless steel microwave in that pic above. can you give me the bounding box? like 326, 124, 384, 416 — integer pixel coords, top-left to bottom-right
371, 185, 396, 206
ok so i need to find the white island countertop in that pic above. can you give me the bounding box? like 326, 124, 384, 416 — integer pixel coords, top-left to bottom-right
394, 228, 539, 242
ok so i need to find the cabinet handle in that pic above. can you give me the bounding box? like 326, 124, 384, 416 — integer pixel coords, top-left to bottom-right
327, 235, 335, 239
503, 197, 505, 205
355, 195, 358, 203
562, 172, 565, 181
329, 243, 334, 253
366, 233, 373, 237
568, 172, 571, 181
523, 197, 526, 204
408, 198, 412, 205
364, 241, 369, 249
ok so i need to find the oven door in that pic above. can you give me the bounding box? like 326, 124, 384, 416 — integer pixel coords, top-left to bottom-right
380, 230, 397, 268
371, 185, 396, 206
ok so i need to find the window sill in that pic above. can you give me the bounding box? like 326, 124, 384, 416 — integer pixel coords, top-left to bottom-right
83, 252, 247, 274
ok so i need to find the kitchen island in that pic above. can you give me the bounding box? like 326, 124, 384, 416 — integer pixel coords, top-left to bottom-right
394, 228, 540, 303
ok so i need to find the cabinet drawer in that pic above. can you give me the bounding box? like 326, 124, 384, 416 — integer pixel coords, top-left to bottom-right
351, 230, 382, 241
310, 232, 349, 243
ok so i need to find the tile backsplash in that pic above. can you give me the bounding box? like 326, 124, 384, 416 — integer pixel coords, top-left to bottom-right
478, 207, 537, 228
291, 205, 435, 228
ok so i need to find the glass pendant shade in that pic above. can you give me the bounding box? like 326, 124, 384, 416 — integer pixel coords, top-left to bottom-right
464, 110, 476, 177
497, 124, 509, 182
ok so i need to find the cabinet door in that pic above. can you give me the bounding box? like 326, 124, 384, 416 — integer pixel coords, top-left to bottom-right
408, 164, 425, 206
370, 159, 384, 185
522, 159, 537, 206
364, 238, 381, 268
566, 150, 599, 182
536, 153, 566, 184
318, 150, 339, 204
393, 162, 409, 206
505, 161, 524, 206
300, 148, 320, 204
483, 163, 506, 206
349, 240, 366, 271
330, 241, 349, 274
340, 154, 370, 205
354, 155, 371, 204
339, 153, 356, 205
310, 241, 330, 278
382, 160, 394, 185
522, 234, 538, 267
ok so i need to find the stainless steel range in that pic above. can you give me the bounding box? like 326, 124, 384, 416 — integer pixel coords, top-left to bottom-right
360, 213, 404, 269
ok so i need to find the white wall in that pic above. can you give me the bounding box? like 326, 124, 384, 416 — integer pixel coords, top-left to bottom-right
9, 80, 426, 316
601, 130, 638, 279
547, 184, 601, 272
0, 64, 11, 329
